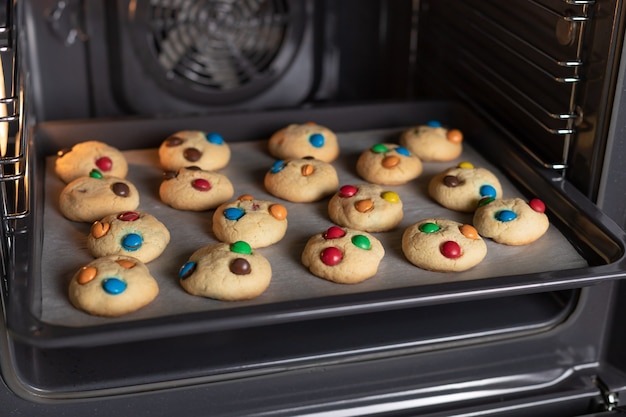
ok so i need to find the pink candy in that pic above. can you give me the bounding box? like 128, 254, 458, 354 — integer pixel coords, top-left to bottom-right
339, 185, 358, 198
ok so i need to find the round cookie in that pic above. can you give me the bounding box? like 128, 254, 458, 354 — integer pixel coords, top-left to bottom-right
264, 157, 339, 202
356, 143, 423, 185
402, 219, 487, 272
55, 140, 128, 183
87, 211, 170, 263
178, 241, 271, 301
59, 170, 140, 223
428, 162, 503, 213
327, 183, 403, 232
212, 195, 288, 248
268, 122, 339, 162
159, 166, 234, 211
473, 197, 549, 245
301, 225, 385, 284
158, 130, 231, 171
399, 120, 463, 162
68, 255, 159, 317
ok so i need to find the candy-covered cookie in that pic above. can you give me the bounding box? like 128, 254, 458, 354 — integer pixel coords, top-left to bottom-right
356, 143, 423, 185
473, 197, 549, 245
59, 170, 140, 223
428, 162, 502, 213
268, 122, 339, 162
178, 241, 271, 301
399, 120, 463, 162
264, 157, 339, 202
87, 211, 170, 263
159, 166, 234, 211
301, 225, 385, 284
55, 140, 128, 183
212, 195, 288, 248
158, 130, 231, 171
328, 184, 403, 232
68, 255, 159, 317
402, 219, 487, 272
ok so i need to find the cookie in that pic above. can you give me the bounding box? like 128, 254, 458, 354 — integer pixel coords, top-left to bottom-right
58, 170, 140, 223
68, 255, 159, 317
402, 219, 487, 272
159, 166, 234, 211
301, 225, 385, 284
55, 140, 128, 183
178, 241, 271, 301
399, 120, 463, 162
212, 195, 288, 248
327, 184, 403, 232
158, 130, 231, 171
87, 211, 170, 263
268, 122, 339, 162
473, 197, 549, 245
428, 162, 502, 213
356, 143, 423, 185
264, 157, 339, 202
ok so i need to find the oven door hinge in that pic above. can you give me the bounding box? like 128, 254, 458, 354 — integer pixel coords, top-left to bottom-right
595, 376, 621, 412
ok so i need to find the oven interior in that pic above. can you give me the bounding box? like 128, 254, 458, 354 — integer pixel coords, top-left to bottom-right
2, 0, 626, 415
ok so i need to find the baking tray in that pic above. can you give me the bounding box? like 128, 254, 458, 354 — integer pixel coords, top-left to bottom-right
5, 101, 626, 348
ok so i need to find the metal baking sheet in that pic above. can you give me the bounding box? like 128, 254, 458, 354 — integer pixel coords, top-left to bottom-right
40, 127, 588, 327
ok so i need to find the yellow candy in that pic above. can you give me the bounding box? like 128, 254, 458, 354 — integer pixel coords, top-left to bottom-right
381, 191, 400, 203
458, 161, 474, 169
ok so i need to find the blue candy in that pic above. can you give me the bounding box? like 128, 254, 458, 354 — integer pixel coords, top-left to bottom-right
426, 120, 442, 128
102, 277, 127, 295
496, 209, 517, 222
206, 132, 224, 145
270, 160, 287, 174
122, 233, 143, 251
480, 184, 497, 198
309, 133, 325, 148
224, 207, 245, 221
395, 146, 410, 156
179, 261, 197, 280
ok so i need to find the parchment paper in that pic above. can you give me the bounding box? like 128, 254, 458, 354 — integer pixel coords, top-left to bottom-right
41, 128, 588, 327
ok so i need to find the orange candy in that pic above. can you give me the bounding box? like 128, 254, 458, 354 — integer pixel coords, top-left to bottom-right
459, 224, 479, 240
382, 156, 400, 169
301, 164, 314, 176
446, 129, 463, 144
238, 194, 254, 201
90, 221, 110, 239
269, 204, 287, 220
77, 266, 97, 285
116, 259, 137, 269
355, 199, 374, 213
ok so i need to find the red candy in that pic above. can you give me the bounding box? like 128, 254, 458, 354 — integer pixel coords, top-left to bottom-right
529, 198, 546, 213
117, 211, 140, 222
192, 178, 212, 191
95, 156, 113, 172
339, 185, 358, 198
323, 226, 346, 239
320, 247, 343, 266
441, 241, 461, 259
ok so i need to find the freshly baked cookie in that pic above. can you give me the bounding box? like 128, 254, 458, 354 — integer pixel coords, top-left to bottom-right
268, 123, 339, 162
87, 211, 170, 263
264, 157, 339, 202
428, 162, 502, 213
212, 195, 288, 248
399, 120, 463, 162
158, 130, 231, 171
55, 140, 128, 183
327, 183, 403, 232
68, 255, 159, 317
402, 218, 487, 272
178, 241, 271, 301
356, 143, 423, 185
473, 197, 549, 245
301, 225, 385, 284
59, 170, 140, 223
159, 166, 234, 211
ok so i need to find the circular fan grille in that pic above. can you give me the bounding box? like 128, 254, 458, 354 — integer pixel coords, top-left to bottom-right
131, 0, 302, 103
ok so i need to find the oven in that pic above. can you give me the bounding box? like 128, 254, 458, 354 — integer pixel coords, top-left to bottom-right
2, 0, 626, 416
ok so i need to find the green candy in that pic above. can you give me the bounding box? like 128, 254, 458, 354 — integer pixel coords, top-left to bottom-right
89, 169, 104, 179
371, 143, 389, 154
351, 234, 371, 250
230, 241, 252, 255
419, 222, 440, 233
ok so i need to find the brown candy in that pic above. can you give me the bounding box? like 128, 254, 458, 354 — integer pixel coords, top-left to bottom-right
443, 175, 460, 187
111, 182, 131, 197
183, 147, 202, 162
230, 258, 251, 275
163, 170, 178, 180
165, 136, 184, 147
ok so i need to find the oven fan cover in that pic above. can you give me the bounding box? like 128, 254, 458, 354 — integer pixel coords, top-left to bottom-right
113, 0, 314, 113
